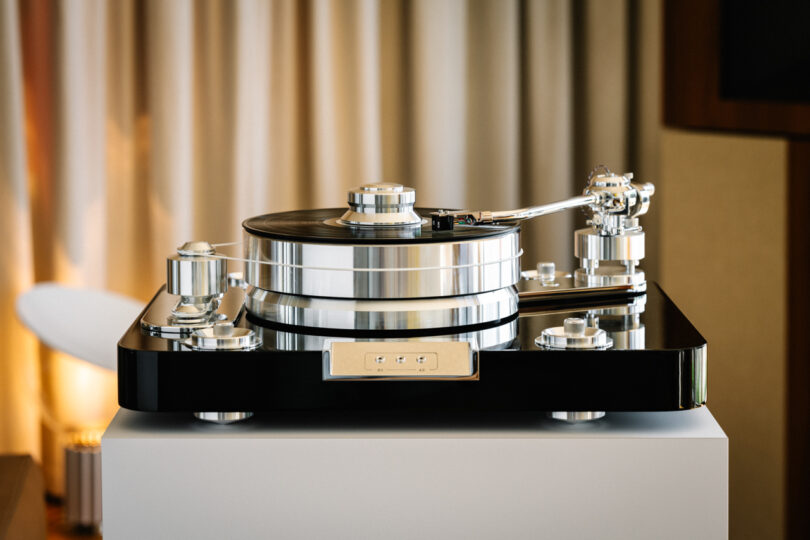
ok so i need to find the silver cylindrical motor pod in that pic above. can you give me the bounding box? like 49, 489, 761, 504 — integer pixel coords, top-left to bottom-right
166, 241, 227, 299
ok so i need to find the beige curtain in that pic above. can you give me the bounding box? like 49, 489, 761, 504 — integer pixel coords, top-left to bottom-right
1, 0, 38, 459
0, 0, 660, 492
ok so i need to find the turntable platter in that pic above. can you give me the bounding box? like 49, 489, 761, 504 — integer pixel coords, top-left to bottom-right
242, 208, 516, 245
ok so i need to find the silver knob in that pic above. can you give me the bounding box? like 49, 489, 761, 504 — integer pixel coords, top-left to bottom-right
563, 317, 586, 336
339, 183, 422, 227
213, 321, 235, 337
536, 262, 556, 281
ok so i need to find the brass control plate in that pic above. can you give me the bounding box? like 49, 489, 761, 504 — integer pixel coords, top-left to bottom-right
324, 340, 477, 381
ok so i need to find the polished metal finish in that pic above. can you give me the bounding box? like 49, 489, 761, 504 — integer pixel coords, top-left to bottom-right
435, 194, 600, 226
694, 344, 708, 405
244, 170, 649, 301
574, 228, 645, 262
167, 241, 227, 298
429, 167, 654, 231
243, 229, 521, 299
254, 318, 518, 352
193, 412, 254, 424
572, 168, 653, 289
141, 286, 244, 335
520, 261, 567, 288
339, 183, 423, 226
548, 411, 606, 423
228, 271, 248, 289
564, 317, 585, 334
177, 241, 215, 256
426, 166, 653, 293
583, 168, 654, 235
535, 317, 613, 350
517, 275, 637, 301
242, 182, 521, 333
165, 241, 228, 330
573, 226, 646, 289
246, 287, 518, 331
183, 322, 261, 350
573, 267, 647, 289
536, 261, 556, 279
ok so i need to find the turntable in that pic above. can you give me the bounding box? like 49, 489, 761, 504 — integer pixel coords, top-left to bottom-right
117, 166, 706, 423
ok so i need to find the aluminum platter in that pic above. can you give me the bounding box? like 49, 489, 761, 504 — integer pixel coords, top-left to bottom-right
242, 207, 522, 300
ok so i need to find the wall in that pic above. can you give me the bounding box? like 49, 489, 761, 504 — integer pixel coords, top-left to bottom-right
659, 129, 787, 539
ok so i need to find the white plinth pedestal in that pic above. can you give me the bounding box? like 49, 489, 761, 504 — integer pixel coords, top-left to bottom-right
102, 408, 727, 540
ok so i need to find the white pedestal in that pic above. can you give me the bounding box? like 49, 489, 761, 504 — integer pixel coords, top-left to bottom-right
102, 408, 727, 540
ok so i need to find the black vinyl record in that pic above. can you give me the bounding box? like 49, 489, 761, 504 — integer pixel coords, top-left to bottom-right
242, 208, 518, 244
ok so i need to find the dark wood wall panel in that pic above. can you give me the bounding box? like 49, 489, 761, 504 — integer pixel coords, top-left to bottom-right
665, 2, 810, 538
664, 0, 810, 136
787, 140, 810, 540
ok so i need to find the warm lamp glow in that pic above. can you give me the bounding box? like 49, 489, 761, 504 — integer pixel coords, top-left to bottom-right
70, 429, 104, 448
41, 350, 118, 433
40, 349, 117, 495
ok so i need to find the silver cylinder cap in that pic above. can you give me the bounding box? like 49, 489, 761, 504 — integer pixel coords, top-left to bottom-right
339, 183, 422, 226
535, 317, 613, 350
184, 322, 261, 350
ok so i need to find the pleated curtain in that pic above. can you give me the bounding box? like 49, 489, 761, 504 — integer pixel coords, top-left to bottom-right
0, 0, 661, 492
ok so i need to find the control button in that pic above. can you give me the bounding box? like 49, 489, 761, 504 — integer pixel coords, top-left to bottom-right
563, 317, 586, 336
520, 261, 564, 285
375, 356, 385, 364
537, 261, 556, 280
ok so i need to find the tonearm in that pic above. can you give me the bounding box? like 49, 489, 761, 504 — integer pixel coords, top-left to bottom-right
431, 166, 655, 290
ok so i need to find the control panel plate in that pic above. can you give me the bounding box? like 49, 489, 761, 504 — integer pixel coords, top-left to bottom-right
324, 340, 477, 381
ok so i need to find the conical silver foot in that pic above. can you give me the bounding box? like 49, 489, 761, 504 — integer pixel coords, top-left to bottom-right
548, 411, 606, 423
193, 412, 254, 424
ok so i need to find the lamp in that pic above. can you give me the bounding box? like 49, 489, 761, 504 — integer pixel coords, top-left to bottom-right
16, 283, 143, 532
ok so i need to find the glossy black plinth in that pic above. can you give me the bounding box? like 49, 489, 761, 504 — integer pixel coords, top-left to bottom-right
118, 283, 706, 413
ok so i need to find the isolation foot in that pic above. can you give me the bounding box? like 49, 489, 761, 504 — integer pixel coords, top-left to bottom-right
549, 411, 606, 423
193, 412, 254, 424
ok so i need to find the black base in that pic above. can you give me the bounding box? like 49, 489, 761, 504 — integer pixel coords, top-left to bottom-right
118, 283, 706, 413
